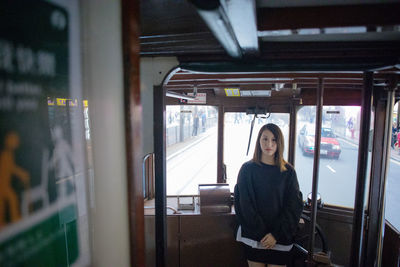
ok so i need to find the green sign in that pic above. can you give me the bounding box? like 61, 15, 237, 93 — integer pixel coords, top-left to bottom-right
0, 1, 80, 266
0, 205, 78, 266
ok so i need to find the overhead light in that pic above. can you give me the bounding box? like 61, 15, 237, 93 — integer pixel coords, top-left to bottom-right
240, 90, 252, 97
259, 26, 382, 39
220, 0, 258, 56
197, 7, 241, 58
251, 90, 271, 97
258, 30, 292, 37
241, 90, 271, 97
190, 0, 259, 57
166, 91, 196, 100
324, 26, 367, 34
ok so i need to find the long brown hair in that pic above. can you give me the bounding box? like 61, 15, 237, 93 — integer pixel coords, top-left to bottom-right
253, 123, 288, 172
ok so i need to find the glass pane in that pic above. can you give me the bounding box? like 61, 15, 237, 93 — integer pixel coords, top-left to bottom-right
166, 105, 218, 195
296, 106, 316, 201
224, 112, 289, 192
386, 101, 400, 230
364, 108, 374, 211
296, 106, 361, 207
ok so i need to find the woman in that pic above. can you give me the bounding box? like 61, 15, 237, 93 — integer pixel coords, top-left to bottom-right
234, 123, 303, 267
397, 130, 400, 154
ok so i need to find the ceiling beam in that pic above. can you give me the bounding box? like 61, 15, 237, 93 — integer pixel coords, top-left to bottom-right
168, 72, 364, 80
166, 78, 365, 84
189, 0, 259, 58
257, 4, 400, 31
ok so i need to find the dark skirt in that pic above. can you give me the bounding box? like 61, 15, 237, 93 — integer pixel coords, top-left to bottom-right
242, 243, 292, 265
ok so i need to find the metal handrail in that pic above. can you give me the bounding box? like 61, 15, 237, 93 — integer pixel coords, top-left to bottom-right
142, 153, 153, 199
144, 206, 181, 214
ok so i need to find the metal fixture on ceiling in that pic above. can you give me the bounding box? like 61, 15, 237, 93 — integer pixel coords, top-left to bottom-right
189, 0, 259, 58
193, 84, 198, 97
165, 84, 200, 100
274, 83, 285, 91
166, 91, 196, 100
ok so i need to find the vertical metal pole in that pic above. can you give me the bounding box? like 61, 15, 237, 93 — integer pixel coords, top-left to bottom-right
397, 100, 400, 129
179, 105, 184, 142
288, 104, 297, 165
349, 71, 373, 267
154, 85, 167, 267
375, 88, 395, 266
217, 105, 225, 183
307, 78, 324, 264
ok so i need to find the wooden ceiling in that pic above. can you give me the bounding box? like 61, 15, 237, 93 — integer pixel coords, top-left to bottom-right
141, 0, 400, 105
140, 0, 400, 59
163, 68, 399, 106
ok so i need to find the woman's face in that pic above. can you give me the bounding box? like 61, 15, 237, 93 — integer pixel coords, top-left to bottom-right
259, 129, 277, 158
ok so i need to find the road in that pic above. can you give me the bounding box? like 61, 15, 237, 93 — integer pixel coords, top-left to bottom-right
166, 128, 217, 195
386, 158, 400, 229
166, 122, 400, 229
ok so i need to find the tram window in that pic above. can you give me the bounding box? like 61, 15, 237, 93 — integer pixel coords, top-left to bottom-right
296, 106, 361, 207
166, 105, 218, 195
224, 112, 289, 191
386, 101, 400, 230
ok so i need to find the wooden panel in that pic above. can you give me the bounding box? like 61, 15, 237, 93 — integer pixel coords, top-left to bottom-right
180, 214, 247, 267
121, 0, 145, 265
257, 4, 400, 31
382, 221, 400, 267
317, 216, 353, 266
140, 0, 223, 56
301, 88, 361, 106
304, 206, 354, 265
165, 91, 294, 111
144, 216, 180, 267
141, 0, 207, 35
143, 206, 356, 266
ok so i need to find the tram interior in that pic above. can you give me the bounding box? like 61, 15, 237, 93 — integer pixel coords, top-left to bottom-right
140, 0, 400, 266
1, 0, 400, 267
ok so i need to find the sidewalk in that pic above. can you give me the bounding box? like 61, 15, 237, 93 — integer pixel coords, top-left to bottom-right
390, 148, 400, 162
337, 131, 400, 162
166, 128, 216, 160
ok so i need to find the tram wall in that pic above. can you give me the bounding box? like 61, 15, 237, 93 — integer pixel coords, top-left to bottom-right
144, 214, 247, 267
144, 198, 354, 267
140, 57, 179, 155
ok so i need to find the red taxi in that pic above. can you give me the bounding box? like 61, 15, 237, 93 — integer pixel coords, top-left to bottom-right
298, 125, 341, 159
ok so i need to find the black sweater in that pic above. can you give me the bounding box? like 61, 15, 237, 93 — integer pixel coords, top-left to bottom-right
234, 160, 303, 245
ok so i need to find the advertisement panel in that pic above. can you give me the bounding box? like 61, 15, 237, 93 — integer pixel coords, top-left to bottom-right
0, 1, 89, 266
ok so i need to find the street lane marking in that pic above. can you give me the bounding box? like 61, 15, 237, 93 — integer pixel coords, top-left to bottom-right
340, 138, 400, 165
390, 158, 400, 166
339, 138, 358, 148
326, 165, 336, 173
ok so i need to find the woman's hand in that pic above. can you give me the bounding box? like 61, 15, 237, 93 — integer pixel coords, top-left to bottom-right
261, 233, 276, 249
